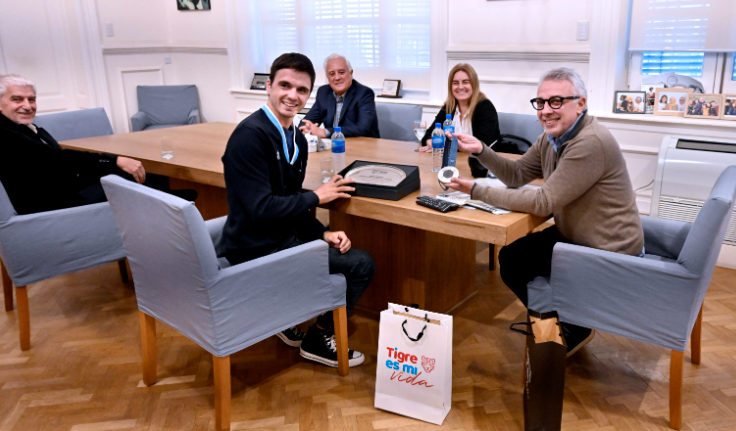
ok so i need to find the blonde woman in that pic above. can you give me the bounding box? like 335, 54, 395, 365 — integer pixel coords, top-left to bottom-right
420, 64, 500, 158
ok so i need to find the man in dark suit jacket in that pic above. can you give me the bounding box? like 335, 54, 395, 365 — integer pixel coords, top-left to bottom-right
0, 74, 146, 215
299, 54, 380, 139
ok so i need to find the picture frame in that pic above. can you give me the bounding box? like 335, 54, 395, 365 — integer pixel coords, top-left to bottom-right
722, 95, 736, 121
177, 0, 211, 10
684, 93, 724, 119
653, 88, 693, 116
641, 83, 665, 114
379, 79, 402, 98
250, 73, 269, 91
613, 91, 647, 114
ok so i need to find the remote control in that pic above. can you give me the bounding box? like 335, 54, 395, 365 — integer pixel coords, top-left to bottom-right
416, 196, 459, 213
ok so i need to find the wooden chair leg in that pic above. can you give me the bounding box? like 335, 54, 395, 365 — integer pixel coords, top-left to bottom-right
670, 350, 684, 430
691, 305, 703, 365
333, 306, 349, 377
118, 259, 129, 284
139, 311, 157, 386
488, 244, 496, 270
16, 285, 30, 351
1, 258, 13, 312
522, 336, 528, 388
213, 355, 231, 431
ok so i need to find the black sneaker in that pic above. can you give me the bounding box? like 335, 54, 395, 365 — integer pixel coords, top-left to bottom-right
299, 326, 365, 367
276, 326, 306, 347
562, 324, 595, 358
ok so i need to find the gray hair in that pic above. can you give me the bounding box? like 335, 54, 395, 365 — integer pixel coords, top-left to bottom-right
539, 67, 587, 99
323, 54, 353, 73
0, 74, 36, 97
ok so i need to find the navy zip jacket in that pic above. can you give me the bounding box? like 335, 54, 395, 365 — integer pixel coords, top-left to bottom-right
0, 112, 120, 215
302, 79, 380, 138
219, 109, 327, 264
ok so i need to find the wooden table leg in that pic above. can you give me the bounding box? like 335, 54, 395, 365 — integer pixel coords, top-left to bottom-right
1, 258, 12, 312
331, 212, 476, 314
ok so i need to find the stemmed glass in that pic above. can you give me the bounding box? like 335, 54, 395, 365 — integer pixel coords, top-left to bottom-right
413, 120, 427, 152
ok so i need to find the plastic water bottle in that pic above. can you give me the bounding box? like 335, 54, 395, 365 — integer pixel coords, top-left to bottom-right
431, 123, 444, 172
443, 114, 454, 134
331, 127, 346, 174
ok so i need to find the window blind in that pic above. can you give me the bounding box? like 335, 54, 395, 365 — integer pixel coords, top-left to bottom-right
252, 0, 430, 75
641, 51, 704, 76
629, 0, 736, 52
733, 55, 736, 81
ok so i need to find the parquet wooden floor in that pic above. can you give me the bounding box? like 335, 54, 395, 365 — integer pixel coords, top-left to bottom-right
2, 242, 736, 431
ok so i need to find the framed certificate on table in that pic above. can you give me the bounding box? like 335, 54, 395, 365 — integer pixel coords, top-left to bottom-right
379, 79, 402, 98
338, 160, 419, 200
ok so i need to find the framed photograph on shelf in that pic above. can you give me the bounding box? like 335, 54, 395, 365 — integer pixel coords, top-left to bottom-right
722, 95, 736, 121
613, 91, 647, 114
641, 84, 665, 113
250, 73, 269, 91
379, 79, 402, 98
653, 88, 693, 116
684, 94, 724, 119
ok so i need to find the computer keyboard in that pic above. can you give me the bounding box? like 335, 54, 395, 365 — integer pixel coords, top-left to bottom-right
416, 195, 459, 213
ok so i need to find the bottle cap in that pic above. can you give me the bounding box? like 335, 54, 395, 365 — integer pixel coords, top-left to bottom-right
435, 123, 441, 127
335, 127, 341, 132
446, 114, 452, 119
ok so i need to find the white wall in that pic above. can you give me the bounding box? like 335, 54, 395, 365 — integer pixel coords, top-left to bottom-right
0, 0, 92, 114
94, 0, 232, 132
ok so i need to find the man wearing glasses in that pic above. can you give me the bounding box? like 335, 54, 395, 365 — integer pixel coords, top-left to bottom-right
446, 67, 643, 356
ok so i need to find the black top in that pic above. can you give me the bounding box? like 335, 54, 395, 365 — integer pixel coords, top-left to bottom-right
302, 79, 380, 138
421, 98, 501, 150
219, 109, 327, 264
0, 113, 120, 215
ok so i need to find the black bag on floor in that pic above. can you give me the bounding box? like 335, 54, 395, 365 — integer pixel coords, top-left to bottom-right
511, 310, 566, 431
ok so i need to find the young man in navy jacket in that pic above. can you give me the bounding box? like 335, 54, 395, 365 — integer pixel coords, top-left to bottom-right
219, 53, 375, 368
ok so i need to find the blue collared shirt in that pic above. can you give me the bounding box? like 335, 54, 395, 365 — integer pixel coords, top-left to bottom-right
547, 110, 587, 153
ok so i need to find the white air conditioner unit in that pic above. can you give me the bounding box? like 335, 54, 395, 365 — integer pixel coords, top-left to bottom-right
652, 136, 736, 268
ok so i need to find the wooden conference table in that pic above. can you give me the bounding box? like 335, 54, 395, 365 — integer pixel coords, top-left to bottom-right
61, 123, 547, 314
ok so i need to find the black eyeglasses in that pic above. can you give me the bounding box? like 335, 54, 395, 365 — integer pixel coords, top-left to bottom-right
530, 96, 580, 110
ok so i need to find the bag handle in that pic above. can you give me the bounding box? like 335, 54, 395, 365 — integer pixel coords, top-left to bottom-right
509, 321, 534, 337
402, 319, 428, 342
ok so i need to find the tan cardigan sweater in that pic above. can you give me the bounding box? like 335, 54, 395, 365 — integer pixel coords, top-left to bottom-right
472, 115, 644, 256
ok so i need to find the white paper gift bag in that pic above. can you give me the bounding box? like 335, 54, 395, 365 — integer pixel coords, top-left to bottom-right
374, 303, 453, 425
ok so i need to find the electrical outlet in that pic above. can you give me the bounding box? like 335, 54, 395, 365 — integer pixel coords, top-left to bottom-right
577, 21, 589, 41
105, 23, 114, 37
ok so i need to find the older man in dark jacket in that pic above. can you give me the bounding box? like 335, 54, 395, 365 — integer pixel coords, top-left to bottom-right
299, 54, 380, 139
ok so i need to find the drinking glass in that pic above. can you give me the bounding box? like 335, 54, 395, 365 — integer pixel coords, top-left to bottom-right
321, 157, 334, 183
413, 120, 427, 151
161, 136, 174, 159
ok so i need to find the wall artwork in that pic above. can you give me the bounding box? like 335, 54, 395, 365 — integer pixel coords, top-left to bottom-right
178, 0, 210, 10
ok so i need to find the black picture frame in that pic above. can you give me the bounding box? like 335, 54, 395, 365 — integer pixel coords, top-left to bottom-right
250, 73, 270, 91
613, 91, 647, 114
177, 0, 211, 10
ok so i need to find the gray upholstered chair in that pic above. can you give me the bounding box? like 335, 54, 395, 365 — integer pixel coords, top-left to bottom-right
376, 103, 422, 142
100, 175, 350, 431
497, 112, 544, 154
527, 165, 736, 429
33, 107, 114, 140
131, 85, 200, 132
0, 180, 127, 351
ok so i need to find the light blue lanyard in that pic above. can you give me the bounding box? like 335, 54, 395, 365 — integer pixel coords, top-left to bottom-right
262, 104, 298, 165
